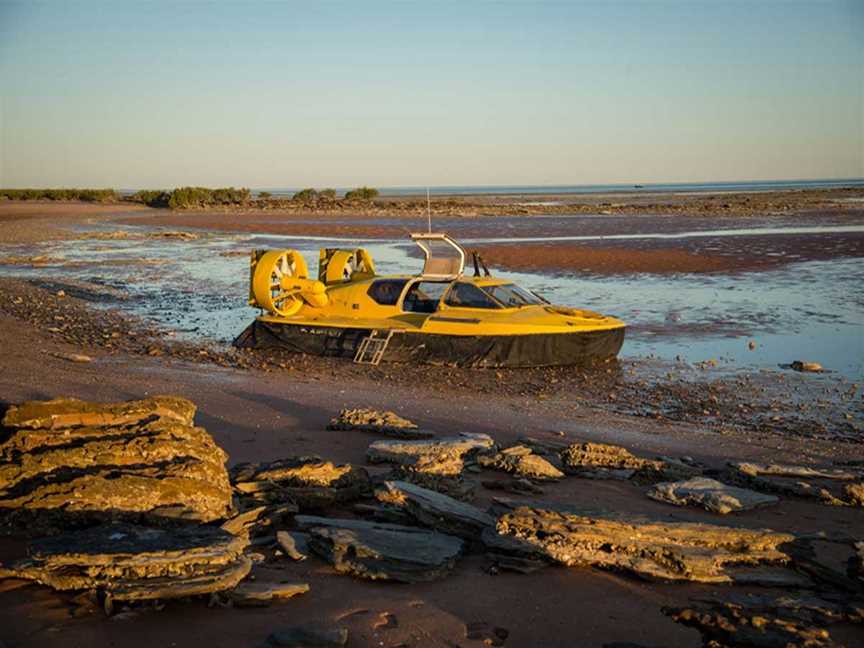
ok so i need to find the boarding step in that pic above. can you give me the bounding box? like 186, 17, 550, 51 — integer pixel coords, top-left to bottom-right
354, 330, 394, 366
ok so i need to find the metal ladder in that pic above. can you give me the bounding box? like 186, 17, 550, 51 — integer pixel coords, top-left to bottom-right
353, 330, 394, 365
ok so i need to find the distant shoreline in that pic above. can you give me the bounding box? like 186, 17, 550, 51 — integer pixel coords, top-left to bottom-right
253, 178, 864, 199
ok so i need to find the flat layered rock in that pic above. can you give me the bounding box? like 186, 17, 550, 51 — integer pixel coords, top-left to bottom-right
295, 515, 464, 583
726, 462, 864, 507
366, 433, 494, 471
375, 480, 494, 539
492, 502, 794, 582
327, 408, 432, 439
850, 542, 864, 584
231, 456, 370, 510
665, 593, 864, 648
259, 625, 348, 648
381, 465, 476, 501
230, 581, 309, 607
560, 442, 662, 479
559, 442, 700, 484
477, 445, 563, 481
647, 477, 779, 514
4, 523, 251, 601
0, 398, 232, 526
2, 396, 195, 430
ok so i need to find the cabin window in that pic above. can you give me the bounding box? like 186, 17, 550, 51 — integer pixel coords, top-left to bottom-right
482, 283, 545, 307
367, 279, 408, 306
444, 282, 501, 309
402, 281, 449, 313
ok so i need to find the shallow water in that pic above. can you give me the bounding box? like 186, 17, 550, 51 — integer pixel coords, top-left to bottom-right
2, 222, 862, 380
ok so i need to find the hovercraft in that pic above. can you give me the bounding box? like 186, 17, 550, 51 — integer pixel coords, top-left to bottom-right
233, 233, 625, 367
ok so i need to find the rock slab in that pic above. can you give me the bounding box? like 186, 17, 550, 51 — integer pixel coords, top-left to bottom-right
375, 480, 494, 540
5, 523, 251, 600
647, 477, 779, 514
366, 433, 494, 472
295, 515, 464, 583
478, 445, 564, 481
0, 397, 232, 526
493, 502, 794, 582
327, 408, 432, 439
231, 456, 370, 510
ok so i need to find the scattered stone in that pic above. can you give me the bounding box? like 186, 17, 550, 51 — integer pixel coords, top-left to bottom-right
230, 581, 309, 607
465, 621, 509, 646
276, 530, 307, 561
647, 477, 779, 514
327, 408, 432, 439
295, 516, 464, 583
791, 360, 824, 372
49, 352, 93, 363
492, 501, 794, 582
4, 523, 251, 601
372, 612, 398, 630
477, 445, 564, 481
664, 593, 863, 648
559, 441, 661, 479
0, 397, 232, 527
375, 481, 494, 540
366, 433, 494, 471
381, 465, 477, 501
259, 625, 348, 648
558, 441, 702, 485
726, 462, 864, 507
629, 456, 703, 485
231, 456, 370, 510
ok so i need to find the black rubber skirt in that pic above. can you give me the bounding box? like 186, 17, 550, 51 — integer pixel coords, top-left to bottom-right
234, 320, 625, 368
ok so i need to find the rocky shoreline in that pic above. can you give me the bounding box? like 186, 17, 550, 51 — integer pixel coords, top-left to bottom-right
1, 397, 862, 647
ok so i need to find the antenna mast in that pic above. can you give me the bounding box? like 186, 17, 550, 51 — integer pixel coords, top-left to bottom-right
426, 187, 432, 233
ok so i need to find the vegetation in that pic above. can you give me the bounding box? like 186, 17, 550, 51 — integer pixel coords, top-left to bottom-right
344, 186, 379, 201
128, 190, 171, 207
0, 188, 118, 202
126, 187, 250, 209
0, 185, 381, 209
291, 188, 319, 203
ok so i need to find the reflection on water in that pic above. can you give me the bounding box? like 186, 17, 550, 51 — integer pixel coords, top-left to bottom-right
1, 222, 862, 380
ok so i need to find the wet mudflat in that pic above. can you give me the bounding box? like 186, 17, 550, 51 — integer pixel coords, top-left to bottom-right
2, 204, 862, 380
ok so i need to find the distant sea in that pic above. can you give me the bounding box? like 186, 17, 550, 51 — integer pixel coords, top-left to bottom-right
259, 178, 864, 198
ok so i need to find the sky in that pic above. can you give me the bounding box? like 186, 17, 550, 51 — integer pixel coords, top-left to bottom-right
0, 0, 862, 189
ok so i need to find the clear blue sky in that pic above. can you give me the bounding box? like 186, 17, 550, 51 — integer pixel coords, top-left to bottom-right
1, 0, 861, 188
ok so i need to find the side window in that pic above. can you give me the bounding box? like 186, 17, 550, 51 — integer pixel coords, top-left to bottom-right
444, 283, 501, 309
402, 281, 449, 313
367, 279, 408, 306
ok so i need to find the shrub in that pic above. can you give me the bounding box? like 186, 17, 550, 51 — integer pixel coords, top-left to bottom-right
319, 188, 337, 201
0, 188, 118, 202
128, 190, 171, 207
166, 186, 251, 209
344, 186, 379, 201
292, 188, 319, 203
259, 191, 272, 199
